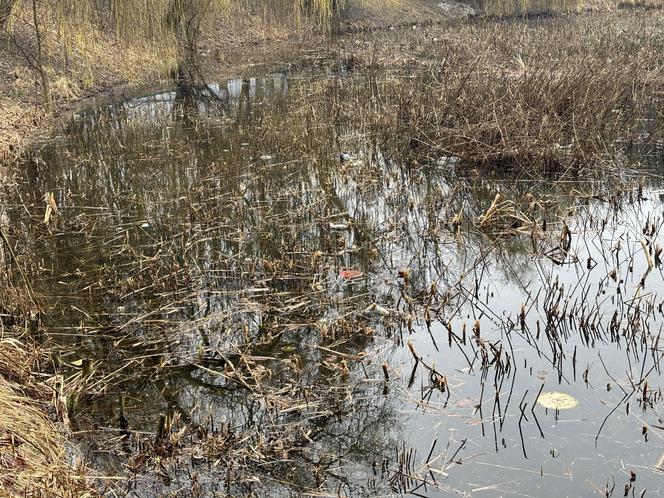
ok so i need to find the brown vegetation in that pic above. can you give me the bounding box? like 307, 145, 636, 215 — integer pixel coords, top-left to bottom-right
329, 9, 664, 175
0, 0, 663, 495
0, 336, 94, 497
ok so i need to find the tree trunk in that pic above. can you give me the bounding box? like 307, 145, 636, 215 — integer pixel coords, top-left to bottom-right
32, 0, 51, 110
0, 0, 18, 30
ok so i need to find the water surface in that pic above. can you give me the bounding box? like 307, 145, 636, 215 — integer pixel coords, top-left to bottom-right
11, 67, 664, 496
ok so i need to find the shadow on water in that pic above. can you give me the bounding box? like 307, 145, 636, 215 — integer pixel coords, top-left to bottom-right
8, 64, 664, 496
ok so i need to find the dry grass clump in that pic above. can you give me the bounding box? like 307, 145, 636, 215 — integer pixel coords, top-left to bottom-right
415, 56, 658, 172
0, 337, 42, 389
477, 193, 538, 234
0, 337, 94, 497
475, 0, 664, 15
334, 10, 664, 176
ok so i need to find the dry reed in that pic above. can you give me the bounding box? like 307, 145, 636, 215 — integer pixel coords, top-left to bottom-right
0, 337, 94, 497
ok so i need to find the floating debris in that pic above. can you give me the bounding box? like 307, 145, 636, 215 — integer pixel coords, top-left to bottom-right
340, 269, 363, 279
364, 303, 391, 316
537, 392, 579, 410
43, 192, 58, 224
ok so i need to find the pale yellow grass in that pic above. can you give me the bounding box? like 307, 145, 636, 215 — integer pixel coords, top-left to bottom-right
0, 338, 94, 497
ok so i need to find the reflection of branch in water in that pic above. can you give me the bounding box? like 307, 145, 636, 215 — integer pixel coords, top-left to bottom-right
389, 437, 468, 496
406, 340, 450, 406
595, 350, 664, 445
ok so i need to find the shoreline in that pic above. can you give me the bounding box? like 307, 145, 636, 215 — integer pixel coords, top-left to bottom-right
0, 0, 476, 171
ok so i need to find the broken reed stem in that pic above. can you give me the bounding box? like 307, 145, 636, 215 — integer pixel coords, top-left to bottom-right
640, 238, 654, 270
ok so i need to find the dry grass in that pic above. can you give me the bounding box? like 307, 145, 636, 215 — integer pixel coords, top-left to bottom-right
475, 0, 664, 15
332, 9, 664, 175
0, 337, 94, 497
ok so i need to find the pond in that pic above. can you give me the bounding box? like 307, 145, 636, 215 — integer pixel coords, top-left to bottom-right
9, 65, 664, 496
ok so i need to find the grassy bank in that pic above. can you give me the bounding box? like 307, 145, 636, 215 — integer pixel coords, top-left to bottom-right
0, 336, 93, 496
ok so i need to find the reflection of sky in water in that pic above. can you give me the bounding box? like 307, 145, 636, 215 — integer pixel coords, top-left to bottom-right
85, 73, 289, 124
393, 194, 664, 496
15, 70, 664, 496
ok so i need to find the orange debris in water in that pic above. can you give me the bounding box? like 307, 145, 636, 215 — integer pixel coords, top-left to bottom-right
340, 269, 364, 279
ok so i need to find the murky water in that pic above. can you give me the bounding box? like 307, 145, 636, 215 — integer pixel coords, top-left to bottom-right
9, 67, 664, 496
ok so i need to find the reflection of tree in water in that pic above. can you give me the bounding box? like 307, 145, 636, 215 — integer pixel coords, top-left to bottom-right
145, 362, 401, 496
74, 322, 401, 496
13, 74, 620, 496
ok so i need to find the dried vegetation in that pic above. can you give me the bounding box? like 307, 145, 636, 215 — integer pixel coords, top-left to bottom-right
332, 10, 664, 175
0, 0, 664, 496
0, 336, 93, 496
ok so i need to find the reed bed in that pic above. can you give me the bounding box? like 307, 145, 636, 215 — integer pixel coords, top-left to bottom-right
332, 10, 664, 176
